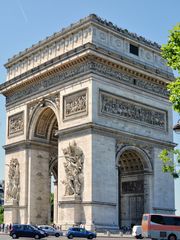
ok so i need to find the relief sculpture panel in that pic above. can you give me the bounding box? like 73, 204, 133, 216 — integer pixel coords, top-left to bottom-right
6, 158, 20, 202
8, 111, 24, 138
100, 90, 166, 130
63, 89, 88, 121
122, 180, 144, 194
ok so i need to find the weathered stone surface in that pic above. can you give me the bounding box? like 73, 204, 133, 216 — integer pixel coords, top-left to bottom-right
1, 15, 175, 229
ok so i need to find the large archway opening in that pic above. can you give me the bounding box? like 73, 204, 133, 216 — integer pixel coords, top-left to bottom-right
117, 146, 152, 228
29, 104, 59, 225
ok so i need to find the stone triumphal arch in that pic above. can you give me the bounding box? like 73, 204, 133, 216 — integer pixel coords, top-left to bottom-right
0, 14, 175, 230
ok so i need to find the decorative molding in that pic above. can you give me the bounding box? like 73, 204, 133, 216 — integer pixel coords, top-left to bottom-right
116, 139, 153, 161
100, 90, 167, 131
28, 93, 60, 120
91, 14, 161, 49
5, 25, 93, 80
48, 93, 60, 108
59, 200, 116, 206
6, 61, 90, 105
34, 108, 55, 139
5, 14, 170, 83
6, 60, 168, 106
63, 89, 88, 121
91, 61, 168, 96
116, 143, 153, 173
8, 111, 24, 138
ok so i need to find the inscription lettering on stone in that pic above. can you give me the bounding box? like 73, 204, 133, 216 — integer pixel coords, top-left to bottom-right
100, 91, 166, 130
8, 111, 24, 137
122, 180, 144, 194
63, 89, 87, 120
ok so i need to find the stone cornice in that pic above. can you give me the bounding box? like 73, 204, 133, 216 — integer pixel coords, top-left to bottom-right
90, 14, 161, 50
5, 14, 161, 67
4, 14, 172, 83
0, 43, 173, 98
1, 44, 90, 95
2, 52, 171, 108
90, 47, 173, 83
4, 123, 176, 153
59, 200, 116, 206
56, 122, 176, 149
5, 16, 92, 67
3, 140, 57, 153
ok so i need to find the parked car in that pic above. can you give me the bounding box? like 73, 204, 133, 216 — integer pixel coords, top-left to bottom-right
132, 225, 143, 239
38, 225, 63, 237
66, 227, 96, 239
9, 224, 46, 239
32, 225, 49, 237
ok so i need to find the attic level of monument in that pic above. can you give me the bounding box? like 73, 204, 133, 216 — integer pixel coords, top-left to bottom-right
4, 14, 173, 83
5, 14, 161, 65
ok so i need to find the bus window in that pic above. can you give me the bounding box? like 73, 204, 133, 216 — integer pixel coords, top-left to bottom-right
174, 217, 180, 226
164, 216, 175, 225
151, 215, 164, 224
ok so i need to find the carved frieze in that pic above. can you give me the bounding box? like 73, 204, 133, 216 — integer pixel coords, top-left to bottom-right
122, 180, 144, 194
6, 62, 90, 105
63, 89, 88, 121
6, 158, 20, 202
62, 141, 84, 196
100, 90, 167, 130
90, 62, 168, 97
6, 61, 168, 106
8, 111, 24, 138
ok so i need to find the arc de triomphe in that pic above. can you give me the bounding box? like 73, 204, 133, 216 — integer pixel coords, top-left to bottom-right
0, 14, 175, 230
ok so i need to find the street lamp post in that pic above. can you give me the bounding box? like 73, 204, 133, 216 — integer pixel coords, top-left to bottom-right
173, 119, 180, 134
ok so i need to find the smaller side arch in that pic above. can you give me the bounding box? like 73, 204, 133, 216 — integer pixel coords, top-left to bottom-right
27, 98, 60, 140
116, 145, 153, 173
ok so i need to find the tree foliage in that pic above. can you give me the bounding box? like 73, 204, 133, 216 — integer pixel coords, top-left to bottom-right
160, 23, 180, 177
160, 149, 180, 178
161, 23, 180, 113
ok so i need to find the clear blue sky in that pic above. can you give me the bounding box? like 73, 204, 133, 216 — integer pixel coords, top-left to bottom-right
0, 0, 180, 214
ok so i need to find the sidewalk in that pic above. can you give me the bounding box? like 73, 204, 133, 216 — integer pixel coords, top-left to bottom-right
97, 232, 132, 238
0, 231, 8, 235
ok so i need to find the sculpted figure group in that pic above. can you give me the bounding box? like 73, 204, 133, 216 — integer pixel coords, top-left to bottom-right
6, 158, 20, 202
62, 141, 84, 196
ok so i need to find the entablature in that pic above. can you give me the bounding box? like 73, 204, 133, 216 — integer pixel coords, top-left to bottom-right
1, 44, 173, 109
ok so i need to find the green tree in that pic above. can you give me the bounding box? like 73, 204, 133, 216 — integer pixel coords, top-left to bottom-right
0, 206, 4, 224
160, 23, 180, 177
